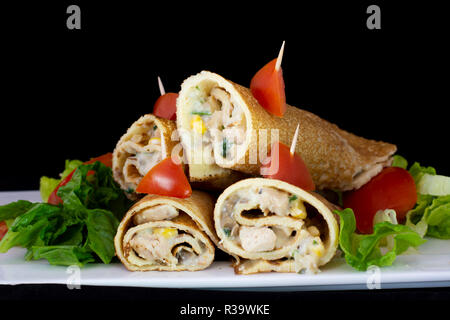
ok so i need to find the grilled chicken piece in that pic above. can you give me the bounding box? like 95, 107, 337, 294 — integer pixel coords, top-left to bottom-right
129, 232, 173, 264
133, 205, 179, 225
257, 188, 290, 216
239, 226, 276, 252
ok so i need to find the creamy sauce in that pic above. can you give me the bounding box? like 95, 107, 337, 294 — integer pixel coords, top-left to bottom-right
185, 84, 246, 163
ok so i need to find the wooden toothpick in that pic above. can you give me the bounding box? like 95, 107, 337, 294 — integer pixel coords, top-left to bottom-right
157, 76, 166, 96
275, 41, 285, 72
290, 123, 300, 155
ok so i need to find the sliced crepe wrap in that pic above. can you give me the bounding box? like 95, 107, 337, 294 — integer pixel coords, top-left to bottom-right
115, 191, 218, 271
214, 178, 339, 274
177, 71, 396, 191
112, 114, 179, 198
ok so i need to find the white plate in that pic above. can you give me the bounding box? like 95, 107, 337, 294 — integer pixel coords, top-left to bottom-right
1, 191, 450, 291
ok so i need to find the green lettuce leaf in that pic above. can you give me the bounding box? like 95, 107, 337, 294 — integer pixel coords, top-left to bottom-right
407, 195, 450, 239
86, 209, 119, 264
408, 162, 436, 185
401, 160, 450, 239
61, 159, 84, 179
405, 194, 434, 237
58, 161, 130, 220
0, 220, 48, 253
391, 155, 408, 170
0, 161, 132, 266
39, 177, 61, 203
426, 196, 450, 238
0, 200, 35, 221
39, 159, 83, 202
417, 174, 450, 196
336, 208, 426, 271
0, 203, 62, 252
53, 223, 85, 246
26, 245, 95, 266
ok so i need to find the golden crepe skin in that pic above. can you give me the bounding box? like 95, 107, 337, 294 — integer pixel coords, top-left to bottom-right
177, 71, 396, 191
114, 191, 219, 271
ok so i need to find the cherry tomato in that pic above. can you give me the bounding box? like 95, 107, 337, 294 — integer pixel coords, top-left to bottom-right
260, 142, 315, 191
85, 152, 113, 167
0, 221, 8, 241
136, 157, 192, 198
47, 153, 113, 205
153, 93, 178, 121
343, 167, 417, 234
250, 58, 286, 117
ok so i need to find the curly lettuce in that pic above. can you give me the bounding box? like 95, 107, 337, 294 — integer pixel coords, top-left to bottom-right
400, 160, 450, 239
336, 208, 426, 271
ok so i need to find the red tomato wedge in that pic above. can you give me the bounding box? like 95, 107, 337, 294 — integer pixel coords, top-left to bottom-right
153, 93, 179, 120
0, 221, 8, 241
85, 152, 113, 167
47, 153, 113, 205
343, 167, 417, 234
260, 142, 315, 191
136, 157, 192, 198
47, 170, 76, 205
250, 58, 286, 117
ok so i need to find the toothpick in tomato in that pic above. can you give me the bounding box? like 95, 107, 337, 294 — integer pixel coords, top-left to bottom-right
136, 157, 192, 198
250, 41, 286, 117
260, 125, 315, 191
153, 76, 178, 121
47, 152, 113, 205
343, 166, 417, 234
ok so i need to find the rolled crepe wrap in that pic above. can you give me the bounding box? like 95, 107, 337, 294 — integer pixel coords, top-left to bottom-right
115, 191, 218, 271
214, 178, 339, 274
113, 114, 179, 198
177, 71, 396, 191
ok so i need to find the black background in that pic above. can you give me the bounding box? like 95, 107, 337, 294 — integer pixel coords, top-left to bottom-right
1, 0, 450, 309
1, 1, 449, 190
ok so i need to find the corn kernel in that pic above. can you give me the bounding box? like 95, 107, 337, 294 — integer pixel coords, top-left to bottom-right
153, 228, 178, 239
310, 238, 324, 257
149, 137, 161, 145
311, 245, 324, 257
190, 115, 206, 134
291, 200, 307, 219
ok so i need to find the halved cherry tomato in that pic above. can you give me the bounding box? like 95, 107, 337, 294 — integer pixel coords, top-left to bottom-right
136, 157, 192, 198
250, 58, 286, 117
0, 221, 8, 241
47, 153, 113, 205
260, 142, 315, 191
153, 93, 179, 121
343, 167, 417, 234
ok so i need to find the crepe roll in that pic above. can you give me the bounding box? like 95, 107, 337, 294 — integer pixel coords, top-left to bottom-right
113, 114, 179, 198
214, 178, 339, 274
177, 71, 396, 191
115, 191, 218, 271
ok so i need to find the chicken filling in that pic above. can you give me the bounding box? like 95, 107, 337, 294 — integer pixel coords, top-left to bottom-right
185, 84, 246, 164
124, 205, 208, 267
220, 187, 326, 274
122, 124, 163, 192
